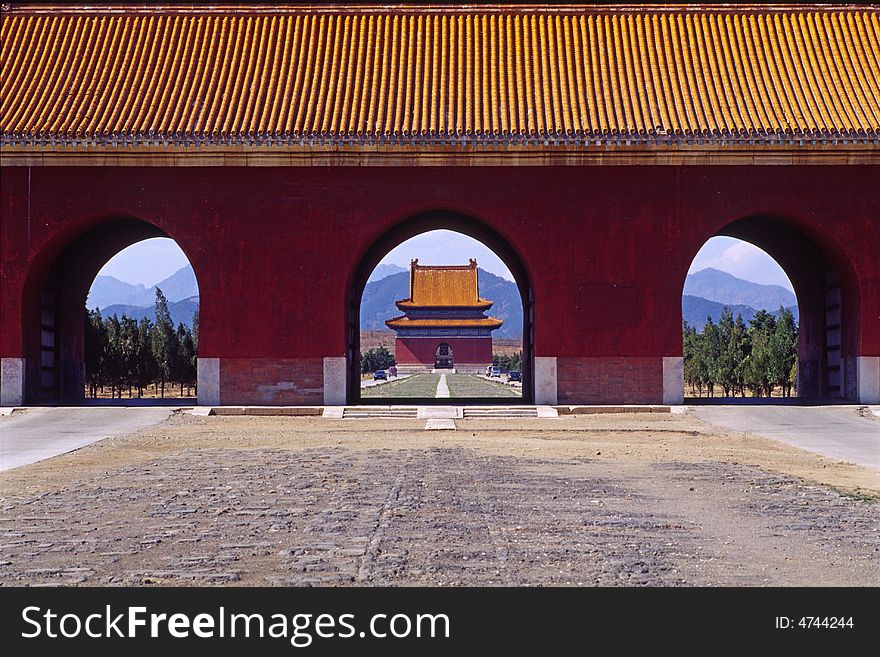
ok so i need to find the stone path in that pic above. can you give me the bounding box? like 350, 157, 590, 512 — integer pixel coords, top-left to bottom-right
0, 407, 173, 472
691, 405, 880, 470
435, 373, 450, 398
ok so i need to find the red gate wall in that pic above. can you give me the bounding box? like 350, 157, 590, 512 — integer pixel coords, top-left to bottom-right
1, 165, 878, 405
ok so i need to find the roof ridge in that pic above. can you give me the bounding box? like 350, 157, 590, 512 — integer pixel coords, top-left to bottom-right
412, 264, 478, 270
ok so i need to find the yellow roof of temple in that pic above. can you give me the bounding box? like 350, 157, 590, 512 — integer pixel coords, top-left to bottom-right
2, 4, 879, 146
396, 259, 492, 309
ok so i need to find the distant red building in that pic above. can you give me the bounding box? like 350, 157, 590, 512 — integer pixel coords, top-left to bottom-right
386, 260, 502, 373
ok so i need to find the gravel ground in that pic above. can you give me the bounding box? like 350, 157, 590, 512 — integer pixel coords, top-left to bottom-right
0, 411, 877, 587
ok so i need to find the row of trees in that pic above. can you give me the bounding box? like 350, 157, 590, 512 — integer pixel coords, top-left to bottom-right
359, 346, 524, 374
492, 351, 523, 373
684, 307, 798, 398
361, 346, 396, 374
85, 289, 198, 398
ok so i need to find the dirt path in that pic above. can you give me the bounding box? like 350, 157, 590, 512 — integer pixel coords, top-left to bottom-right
0, 412, 877, 586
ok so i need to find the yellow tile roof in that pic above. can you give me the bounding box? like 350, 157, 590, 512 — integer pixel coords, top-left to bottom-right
2, 5, 879, 145
397, 259, 495, 308
385, 316, 504, 329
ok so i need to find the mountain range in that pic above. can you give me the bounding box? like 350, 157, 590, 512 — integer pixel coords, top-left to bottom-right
88, 265, 199, 310
88, 265, 199, 328
682, 268, 798, 330
87, 264, 798, 336
367, 263, 408, 283
98, 297, 200, 331
682, 295, 798, 331
683, 267, 796, 309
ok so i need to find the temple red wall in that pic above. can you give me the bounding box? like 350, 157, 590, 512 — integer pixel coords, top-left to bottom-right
1, 164, 878, 404
395, 337, 493, 367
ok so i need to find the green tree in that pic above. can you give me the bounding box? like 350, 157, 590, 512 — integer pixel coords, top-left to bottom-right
492, 351, 523, 372
731, 314, 750, 397
361, 345, 396, 374
771, 307, 798, 397
174, 323, 197, 396
84, 308, 107, 398
361, 346, 395, 373
134, 316, 157, 397
746, 312, 776, 397
716, 308, 737, 396
683, 308, 798, 400
750, 309, 777, 335
192, 308, 199, 352
104, 314, 124, 398
119, 315, 139, 397
683, 320, 704, 397
701, 318, 721, 397
150, 288, 177, 398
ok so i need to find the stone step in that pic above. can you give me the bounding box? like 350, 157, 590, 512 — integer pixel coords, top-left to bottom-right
330, 406, 558, 420
341, 408, 419, 419
462, 407, 539, 418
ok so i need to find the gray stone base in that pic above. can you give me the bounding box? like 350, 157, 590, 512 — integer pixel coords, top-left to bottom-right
662, 356, 684, 405
323, 356, 346, 405
1, 358, 24, 406
857, 356, 880, 404
534, 356, 557, 405
197, 358, 220, 406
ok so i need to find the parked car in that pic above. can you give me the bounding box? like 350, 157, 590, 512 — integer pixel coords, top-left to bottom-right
507, 371, 522, 382
373, 370, 387, 380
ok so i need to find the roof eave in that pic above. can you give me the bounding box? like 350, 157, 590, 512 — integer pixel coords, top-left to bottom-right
3, 143, 878, 167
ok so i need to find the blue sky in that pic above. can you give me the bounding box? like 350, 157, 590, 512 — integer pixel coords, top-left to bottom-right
688, 236, 794, 290
94, 231, 794, 291
375, 230, 514, 280
97, 237, 192, 287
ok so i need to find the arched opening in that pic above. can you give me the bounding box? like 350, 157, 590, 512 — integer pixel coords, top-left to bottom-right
20, 219, 200, 404
682, 217, 860, 402
435, 343, 453, 369
349, 211, 533, 404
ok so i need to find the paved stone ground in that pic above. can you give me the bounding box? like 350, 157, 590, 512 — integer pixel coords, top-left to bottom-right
0, 406, 174, 471
1, 432, 878, 586
691, 405, 880, 470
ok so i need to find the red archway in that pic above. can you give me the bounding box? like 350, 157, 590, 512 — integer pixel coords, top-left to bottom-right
348, 210, 534, 404
680, 215, 863, 400
18, 217, 201, 403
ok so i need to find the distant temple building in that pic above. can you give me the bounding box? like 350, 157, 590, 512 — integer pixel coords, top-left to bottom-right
386, 260, 503, 373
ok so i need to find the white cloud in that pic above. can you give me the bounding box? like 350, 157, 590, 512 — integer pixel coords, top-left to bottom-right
701, 240, 765, 272
689, 237, 794, 291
